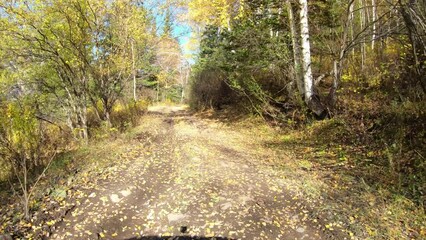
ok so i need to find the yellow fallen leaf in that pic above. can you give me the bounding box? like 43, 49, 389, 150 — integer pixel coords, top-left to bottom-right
46, 220, 56, 226
100, 196, 108, 203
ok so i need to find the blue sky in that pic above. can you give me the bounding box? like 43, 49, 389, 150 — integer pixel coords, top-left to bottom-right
144, 0, 194, 63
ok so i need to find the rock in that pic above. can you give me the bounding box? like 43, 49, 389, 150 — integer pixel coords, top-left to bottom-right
180, 226, 188, 233
296, 227, 305, 233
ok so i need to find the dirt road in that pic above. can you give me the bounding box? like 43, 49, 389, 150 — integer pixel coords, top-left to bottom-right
50, 105, 342, 240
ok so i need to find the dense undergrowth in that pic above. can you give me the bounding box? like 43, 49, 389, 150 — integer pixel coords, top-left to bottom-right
0, 129, 148, 238
273, 98, 426, 238
0, 99, 148, 228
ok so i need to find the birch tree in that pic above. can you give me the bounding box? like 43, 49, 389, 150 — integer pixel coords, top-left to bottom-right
299, 0, 312, 101
397, 0, 426, 92
299, 0, 325, 116
371, 0, 377, 49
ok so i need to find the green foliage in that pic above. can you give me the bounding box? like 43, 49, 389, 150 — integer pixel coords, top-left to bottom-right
163, 85, 183, 102
162, 9, 173, 37
190, 4, 294, 113
141, 75, 159, 88
0, 100, 43, 172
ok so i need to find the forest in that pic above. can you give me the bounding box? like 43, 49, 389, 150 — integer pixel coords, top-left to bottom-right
0, 0, 425, 239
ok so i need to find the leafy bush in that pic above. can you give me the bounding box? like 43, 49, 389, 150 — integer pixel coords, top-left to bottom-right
87, 99, 148, 137
110, 100, 148, 131
0, 101, 43, 171
0, 99, 58, 219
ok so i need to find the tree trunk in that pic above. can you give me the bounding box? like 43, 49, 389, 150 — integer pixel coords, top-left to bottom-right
328, 0, 355, 108
286, 0, 304, 97
23, 159, 29, 220
268, 6, 274, 37
398, 0, 426, 92
371, 0, 377, 49
299, 0, 313, 101
299, 0, 325, 117
102, 98, 112, 128
104, 110, 111, 128
330, 60, 342, 105
78, 103, 89, 142
156, 82, 160, 102
131, 40, 137, 102
360, 0, 366, 69
350, 2, 355, 56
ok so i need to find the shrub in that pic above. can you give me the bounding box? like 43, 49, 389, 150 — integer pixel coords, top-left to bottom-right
87, 99, 148, 137
0, 99, 58, 220
110, 99, 148, 131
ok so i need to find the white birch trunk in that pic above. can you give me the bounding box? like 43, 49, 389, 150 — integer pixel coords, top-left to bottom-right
371, 0, 376, 49
131, 40, 137, 102
268, 7, 273, 37
299, 0, 313, 102
365, 0, 371, 23
360, 0, 365, 69
350, 3, 355, 56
